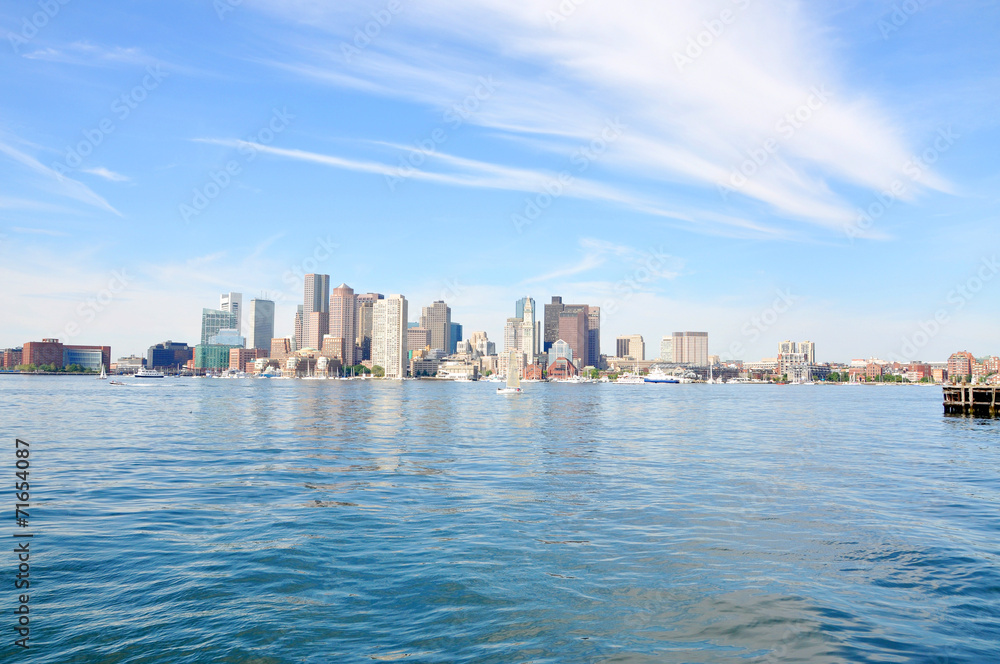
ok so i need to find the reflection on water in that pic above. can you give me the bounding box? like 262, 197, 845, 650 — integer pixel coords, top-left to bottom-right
0, 378, 997, 663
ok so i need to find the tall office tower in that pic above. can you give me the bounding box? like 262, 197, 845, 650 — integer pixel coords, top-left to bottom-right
504, 318, 523, 352
660, 336, 673, 362
355, 293, 383, 361
520, 297, 537, 360
407, 327, 431, 353
778, 340, 798, 355
302, 274, 330, 351
220, 293, 243, 334
799, 341, 816, 364
419, 301, 451, 353
672, 331, 709, 366
247, 299, 275, 351
201, 308, 238, 345
293, 305, 303, 351
558, 309, 588, 367
616, 335, 645, 361
515, 297, 536, 325
330, 283, 357, 365
586, 306, 601, 368
373, 295, 408, 379
543, 296, 564, 352
449, 322, 462, 355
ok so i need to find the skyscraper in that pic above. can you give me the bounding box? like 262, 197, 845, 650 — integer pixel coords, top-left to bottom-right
799, 341, 816, 364
355, 293, 384, 361
520, 297, 537, 361
330, 283, 357, 365
504, 318, 523, 353
449, 322, 462, 355
543, 296, 564, 353
374, 295, 408, 379
672, 331, 709, 366
220, 292, 243, 334
293, 305, 303, 351
558, 309, 587, 368
616, 334, 645, 361
420, 301, 451, 353
201, 308, 237, 345
587, 306, 601, 368
545, 296, 599, 366
247, 299, 274, 351
302, 274, 330, 351
660, 336, 673, 362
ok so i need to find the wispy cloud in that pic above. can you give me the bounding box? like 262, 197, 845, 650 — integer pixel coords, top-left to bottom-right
81, 167, 131, 182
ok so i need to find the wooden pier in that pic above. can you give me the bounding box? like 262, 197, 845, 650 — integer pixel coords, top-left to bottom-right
943, 385, 1000, 417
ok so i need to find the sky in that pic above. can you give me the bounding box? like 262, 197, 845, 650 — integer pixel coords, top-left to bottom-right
1, 0, 998, 363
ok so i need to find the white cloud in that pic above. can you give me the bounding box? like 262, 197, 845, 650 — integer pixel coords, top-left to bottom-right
82, 167, 130, 182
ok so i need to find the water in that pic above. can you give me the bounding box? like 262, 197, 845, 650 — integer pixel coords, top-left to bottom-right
1, 377, 998, 663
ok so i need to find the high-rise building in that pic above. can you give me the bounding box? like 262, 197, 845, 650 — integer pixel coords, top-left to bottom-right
616, 335, 645, 361
586, 306, 601, 368
504, 317, 523, 353
544, 296, 598, 365
201, 308, 237, 345
558, 309, 588, 368
420, 301, 451, 353
449, 322, 463, 355
220, 292, 243, 334
330, 284, 357, 365
247, 299, 275, 351
520, 297, 537, 360
543, 296, 564, 352
407, 327, 431, 355
799, 341, 816, 364
660, 336, 673, 362
355, 293, 384, 361
672, 331, 709, 366
147, 341, 193, 370
293, 305, 304, 351
302, 274, 330, 351
374, 295, 408, 379
948, 351, 976, 382
778, 340, 797, 355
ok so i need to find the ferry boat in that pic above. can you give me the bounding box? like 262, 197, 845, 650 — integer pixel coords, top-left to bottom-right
644, 368, 680, 384
134, 367, 165, 379
616, 372, 645, 384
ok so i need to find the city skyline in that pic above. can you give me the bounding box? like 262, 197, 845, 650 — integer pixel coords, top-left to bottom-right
2, 2, 999, 362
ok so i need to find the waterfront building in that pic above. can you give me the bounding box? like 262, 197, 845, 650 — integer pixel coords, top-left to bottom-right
147, 341, 193, 370
321, 335, 349, 362
194, 344, 240, 370
63, 344, 112, 371
330, 284, 357, 365
116, 355, 145, 373
547, 357, 579, 380
779, 351, 809, 382
374, 295, 408, 379
419, 301, 451, 353
208, 328, 245, 347
544, 297, 599, 365
229, 348, 267, 372
302, 274, 330, 352
201, 308, 237, 346
548, 339, 573, 367
659, 336, 673, 363
220, 292, 243, 334
616, 335, 645, 361
778, 340, 797, 355
800, 341, 816, 364
270, 337, 293, 361
2, 348, 22, 369
247, 299, 275, 351
355, 293, 384, 362
22, 339, 111, 370
948, 351, 976, 383
407, 327, 431, 355
558, 310, 587, 367
672, 331, 709, 366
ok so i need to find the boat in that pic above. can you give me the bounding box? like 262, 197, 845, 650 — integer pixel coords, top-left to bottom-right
644, 367, 680, 384
109, 379, 128, 386
134, 367, 165, 379
98, 364, 107, 380
616, 372, 645, 384
497, 350, 522, 394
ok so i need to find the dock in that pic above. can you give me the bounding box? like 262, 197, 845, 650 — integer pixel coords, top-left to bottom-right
943, 385, 999, 417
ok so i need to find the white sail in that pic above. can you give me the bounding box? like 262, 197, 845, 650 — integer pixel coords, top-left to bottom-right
98, 364, 107, 380
507, 350, 520, 389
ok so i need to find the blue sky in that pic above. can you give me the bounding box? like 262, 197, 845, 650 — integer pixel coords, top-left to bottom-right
1, 0, 998, 362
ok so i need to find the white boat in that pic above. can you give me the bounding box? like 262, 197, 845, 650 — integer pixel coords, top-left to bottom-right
98, 364, 107, 380
644, 367, 680, 384
616, 372, 645, 384
134, 367, 165, 379
497, 350, 522, 394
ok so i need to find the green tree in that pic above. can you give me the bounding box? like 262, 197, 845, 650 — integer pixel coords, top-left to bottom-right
371, 365, 385, 377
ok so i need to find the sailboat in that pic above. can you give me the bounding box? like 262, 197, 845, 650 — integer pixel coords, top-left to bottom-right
98, 364, 107, 380
497, 350, 522, 394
